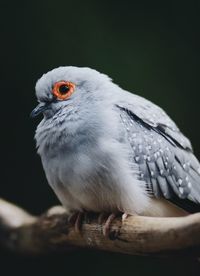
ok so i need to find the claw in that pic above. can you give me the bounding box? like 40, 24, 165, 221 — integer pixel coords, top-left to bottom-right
69, 211, 130, 237
97, 212, 117, 236
98, 212, 131, 237
68, 211, 84, 233
122, 213, 129, 222
103, 213, 117, 237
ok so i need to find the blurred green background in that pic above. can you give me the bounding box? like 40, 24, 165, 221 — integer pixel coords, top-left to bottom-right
1, 0, 200, 275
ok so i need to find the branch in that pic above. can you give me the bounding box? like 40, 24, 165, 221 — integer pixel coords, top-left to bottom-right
0, 198, 200, 257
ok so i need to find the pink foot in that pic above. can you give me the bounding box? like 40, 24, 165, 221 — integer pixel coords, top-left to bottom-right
99, 212, 132, 237
97, 212, 117, 237
103, 213, 117, 236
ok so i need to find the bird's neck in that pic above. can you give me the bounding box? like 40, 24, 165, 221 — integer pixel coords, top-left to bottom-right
35, 109, 101, 158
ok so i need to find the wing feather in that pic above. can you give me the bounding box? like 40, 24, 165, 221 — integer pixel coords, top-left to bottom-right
117, 92, 192, 150
116, 103, 200, 210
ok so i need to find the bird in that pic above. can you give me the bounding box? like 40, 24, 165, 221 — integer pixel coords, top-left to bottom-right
31, 66, 200, 234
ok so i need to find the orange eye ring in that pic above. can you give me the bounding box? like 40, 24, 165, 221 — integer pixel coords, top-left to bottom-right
52, 81, 76, 100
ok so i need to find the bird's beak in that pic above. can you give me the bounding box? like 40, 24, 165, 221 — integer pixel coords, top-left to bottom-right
30, 103, 49, 118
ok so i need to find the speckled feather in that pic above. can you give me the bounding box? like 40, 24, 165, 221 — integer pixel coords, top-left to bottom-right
118, 107, 200, 205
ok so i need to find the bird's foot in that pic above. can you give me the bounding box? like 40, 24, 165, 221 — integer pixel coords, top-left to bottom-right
98, 212, 131, 237
97, 212, 118, 237
68, 211, 84, 233
122, 213, 130, 222
68, 211, 131, 236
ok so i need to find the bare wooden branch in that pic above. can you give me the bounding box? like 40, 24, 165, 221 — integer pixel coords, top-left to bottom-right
0, 198, 200, 257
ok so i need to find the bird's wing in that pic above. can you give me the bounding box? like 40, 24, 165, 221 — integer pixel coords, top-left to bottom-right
117, 93, 192, 150
116, 94, 200, 210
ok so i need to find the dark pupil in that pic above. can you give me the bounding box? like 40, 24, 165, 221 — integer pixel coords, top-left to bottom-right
59, 85, 70, 94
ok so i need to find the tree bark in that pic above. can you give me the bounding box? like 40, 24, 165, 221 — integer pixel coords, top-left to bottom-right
0, 198, 200, 257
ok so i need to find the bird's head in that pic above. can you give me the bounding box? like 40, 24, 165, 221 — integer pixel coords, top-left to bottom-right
31, 66, 113, 119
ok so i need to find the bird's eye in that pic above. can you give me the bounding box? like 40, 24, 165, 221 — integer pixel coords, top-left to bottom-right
52, 81, 76, 100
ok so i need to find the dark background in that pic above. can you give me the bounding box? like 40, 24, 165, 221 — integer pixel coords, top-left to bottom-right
1, 0, 200, 275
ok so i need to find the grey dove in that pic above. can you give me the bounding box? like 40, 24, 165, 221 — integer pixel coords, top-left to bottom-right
31, 66, 200, 223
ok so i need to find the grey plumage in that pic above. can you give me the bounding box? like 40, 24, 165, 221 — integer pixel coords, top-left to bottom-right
32, 66, 200, 216
118, 106, 199, 202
